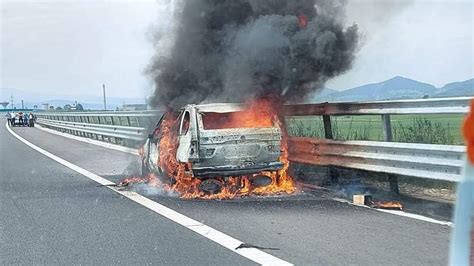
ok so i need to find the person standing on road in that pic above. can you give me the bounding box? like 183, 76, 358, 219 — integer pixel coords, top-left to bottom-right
23, 112, 29, 126
28, 113, 34, 127
5, 112, 12, 126
11, 112, 16, 126
18, 112, 23, 126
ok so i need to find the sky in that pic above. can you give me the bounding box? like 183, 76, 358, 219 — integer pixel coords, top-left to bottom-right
329, 0, 474, 90
0, 0, 473, 102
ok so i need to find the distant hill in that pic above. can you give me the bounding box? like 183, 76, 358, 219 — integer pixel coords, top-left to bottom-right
316, 88, 338, 97
1, 87, 145, 110
3, 76, 472, 109
434, 78, 474, 97
317, 76, 473, 102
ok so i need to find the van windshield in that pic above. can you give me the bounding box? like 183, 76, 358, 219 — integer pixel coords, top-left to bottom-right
201, 112, 275, 130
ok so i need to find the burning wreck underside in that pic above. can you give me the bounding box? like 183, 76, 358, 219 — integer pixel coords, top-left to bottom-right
130, 99, 297, 199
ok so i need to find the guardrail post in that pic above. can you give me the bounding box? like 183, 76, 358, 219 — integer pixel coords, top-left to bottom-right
323, 115, 338, 184
382, 114, 400, 195
109, 116, 115, 143
97, 116, 104, 141
323, 115, 333, 139
78, 116, 84, 137
382, 114, 393, 141
121, 116, 132, 146
90, 116, 96, 139
66, 116, 71, 134
85, 116, 90, 138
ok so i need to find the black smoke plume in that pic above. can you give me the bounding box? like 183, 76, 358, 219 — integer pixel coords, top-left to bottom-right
148, 0, 358, 108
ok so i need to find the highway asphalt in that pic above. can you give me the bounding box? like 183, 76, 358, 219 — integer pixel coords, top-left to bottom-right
1, 123, 452, 265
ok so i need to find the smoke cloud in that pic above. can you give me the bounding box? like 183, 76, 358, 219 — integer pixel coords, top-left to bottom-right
148, 0, 358, 108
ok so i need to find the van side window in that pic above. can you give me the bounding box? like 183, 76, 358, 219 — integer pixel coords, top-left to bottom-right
180, 111, 190, 135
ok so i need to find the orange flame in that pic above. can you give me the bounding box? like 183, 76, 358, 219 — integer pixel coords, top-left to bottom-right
464, 100, 474, 164
145, 98, 296, 199
371, 201, 403, 210
201, 101, 275, 130
118, 175, 160, 187
298, 15, 308, 28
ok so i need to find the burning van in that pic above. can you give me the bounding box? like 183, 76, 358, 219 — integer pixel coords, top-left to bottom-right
141, 101, 295, 198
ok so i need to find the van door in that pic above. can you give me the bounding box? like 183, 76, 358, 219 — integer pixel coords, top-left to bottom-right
176, 111, 192, 162
148, 114, 165, 171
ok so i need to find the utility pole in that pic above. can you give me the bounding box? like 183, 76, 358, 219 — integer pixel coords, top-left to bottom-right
102, 84, 107, 111
21, 100, 24, 109
10, 95, 14, 109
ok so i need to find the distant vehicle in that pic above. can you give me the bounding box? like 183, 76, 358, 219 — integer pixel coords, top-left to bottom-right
141, 103, 283, 193
11, 112, 23, 127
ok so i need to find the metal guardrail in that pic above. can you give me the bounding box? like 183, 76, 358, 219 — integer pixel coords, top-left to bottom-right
284, 96, 471, 115
36, 110, 160, 117
285, 97, 471, 185
33, 97, 472, 184
35, 110, 162, 146
288, 137, 465, 182
36, 118, 146, 141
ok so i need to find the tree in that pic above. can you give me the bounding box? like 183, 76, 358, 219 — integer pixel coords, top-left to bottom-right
64, 104, 72, 110
56, 106, 63, 111
76, 103, 84, 111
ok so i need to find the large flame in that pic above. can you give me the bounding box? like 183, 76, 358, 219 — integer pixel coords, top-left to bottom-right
137, 98, 296, 200
371, 201, 403, 210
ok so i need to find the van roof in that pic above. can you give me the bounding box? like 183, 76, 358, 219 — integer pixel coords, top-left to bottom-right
188, 103, 245, 113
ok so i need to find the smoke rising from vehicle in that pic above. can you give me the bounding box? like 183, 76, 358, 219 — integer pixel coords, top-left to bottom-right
148, 0, 358, 108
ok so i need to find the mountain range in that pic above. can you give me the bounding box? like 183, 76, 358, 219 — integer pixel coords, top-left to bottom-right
1, 76, 473, 109
314, 76, 473, 102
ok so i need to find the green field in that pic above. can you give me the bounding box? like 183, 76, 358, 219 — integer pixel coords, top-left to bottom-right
286, 114, 465, 145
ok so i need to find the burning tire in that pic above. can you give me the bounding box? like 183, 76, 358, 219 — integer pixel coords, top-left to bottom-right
199, 179, 223, 195
250, 174, 273, 187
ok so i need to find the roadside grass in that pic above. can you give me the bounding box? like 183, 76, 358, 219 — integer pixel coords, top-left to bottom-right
286, 114, 465, 145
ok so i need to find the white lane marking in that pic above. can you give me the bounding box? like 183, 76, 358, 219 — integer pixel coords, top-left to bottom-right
6, 123, 292, 266
36, 123, 453, 227
376, 209, 453, 226
35, 124, 138, 155
332, 197, 453, 227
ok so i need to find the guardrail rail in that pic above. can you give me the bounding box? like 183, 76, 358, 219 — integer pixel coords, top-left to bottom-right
35, 110, 161, 147
284, 96, 471, 192
288, 138, 465, 182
